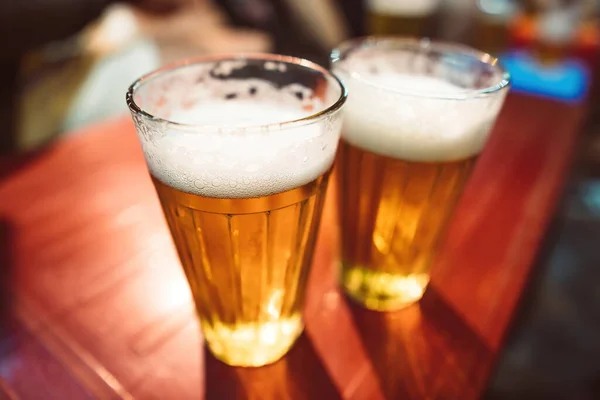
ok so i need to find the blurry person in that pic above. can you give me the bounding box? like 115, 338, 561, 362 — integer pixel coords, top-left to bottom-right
0, 0, 272, 154
0, 0, 184, 154
63, 2, 271, 132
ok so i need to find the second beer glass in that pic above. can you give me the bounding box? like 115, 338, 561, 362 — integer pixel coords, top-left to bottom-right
332, 37, 509, 311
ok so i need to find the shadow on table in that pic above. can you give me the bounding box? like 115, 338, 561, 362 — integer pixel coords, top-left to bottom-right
347, 289, 493, 400
204, 332, 341, 400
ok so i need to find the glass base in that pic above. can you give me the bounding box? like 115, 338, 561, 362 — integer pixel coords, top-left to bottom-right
341, 264, 430, 311
202, 315, 303, 367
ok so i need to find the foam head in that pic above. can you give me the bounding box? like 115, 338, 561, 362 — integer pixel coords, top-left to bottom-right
128, 56, 346, 198
332, 38, 510, 162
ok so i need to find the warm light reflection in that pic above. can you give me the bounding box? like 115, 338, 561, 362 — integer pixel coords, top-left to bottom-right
266, 289, 284, 320
135, 231, 194, 316
160, 268, 194, 312
344, 267, 430, 311
202, 316, 303, 367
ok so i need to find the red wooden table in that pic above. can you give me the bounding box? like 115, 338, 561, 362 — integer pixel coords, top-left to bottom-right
0, 94, 585, 399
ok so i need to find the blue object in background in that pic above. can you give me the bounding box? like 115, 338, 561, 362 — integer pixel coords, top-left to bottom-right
499, 50, 590, 103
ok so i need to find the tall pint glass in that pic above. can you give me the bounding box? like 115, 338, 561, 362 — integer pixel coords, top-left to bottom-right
127, 55, 347, 366
331, 38, 509, 311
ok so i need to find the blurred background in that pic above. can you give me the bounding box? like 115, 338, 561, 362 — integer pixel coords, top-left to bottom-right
1, 1, 600, 398
1, 0, 598, 154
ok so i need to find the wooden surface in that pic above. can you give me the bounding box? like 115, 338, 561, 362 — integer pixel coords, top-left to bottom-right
0, 94, 585, 399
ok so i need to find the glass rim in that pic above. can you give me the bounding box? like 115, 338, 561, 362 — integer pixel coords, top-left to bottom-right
126, 53, 348, 132
330, 36, 511, 100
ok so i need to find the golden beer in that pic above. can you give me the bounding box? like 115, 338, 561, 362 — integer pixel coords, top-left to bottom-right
367, 0, 439, 36
331, 37, 509, 310
153, 173, 329, 366
336, 141, 475, 309
127, 55, 346, 366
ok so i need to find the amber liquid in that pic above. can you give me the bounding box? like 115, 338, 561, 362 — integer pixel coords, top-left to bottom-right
336, 140, 475, 310
152, 173, 329, 366
367, 11, 430, 36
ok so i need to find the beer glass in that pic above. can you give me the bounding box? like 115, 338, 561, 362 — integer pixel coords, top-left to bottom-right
366, 0, 439, 36
331, 37, 509, 311
126, 54, 347, 366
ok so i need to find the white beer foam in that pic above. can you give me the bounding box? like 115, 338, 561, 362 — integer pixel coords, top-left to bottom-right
368, 0, 439, 16
334, 71, 503, 162
139, 101, 340, 198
